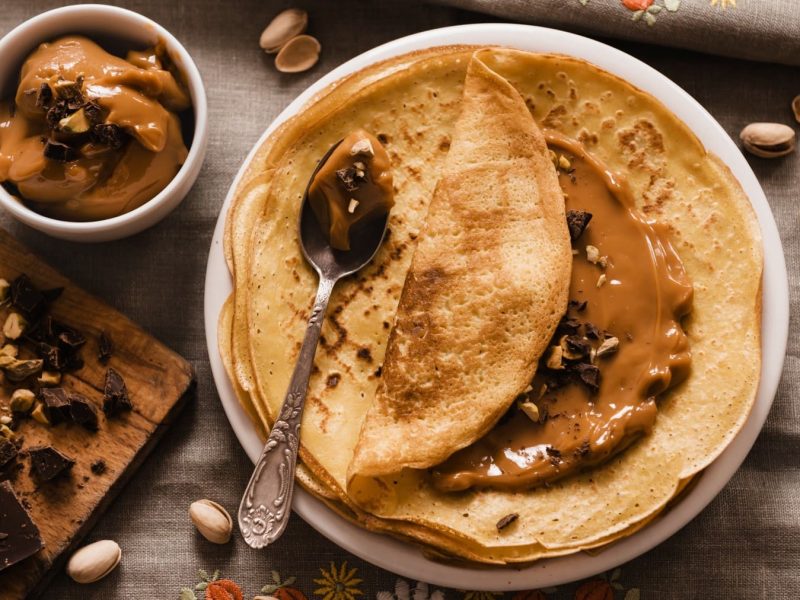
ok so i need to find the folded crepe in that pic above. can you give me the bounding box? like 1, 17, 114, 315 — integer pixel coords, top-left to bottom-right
348, 52, 572, 480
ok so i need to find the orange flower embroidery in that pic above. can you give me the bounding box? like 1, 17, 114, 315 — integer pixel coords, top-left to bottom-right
622, 0, 653, 9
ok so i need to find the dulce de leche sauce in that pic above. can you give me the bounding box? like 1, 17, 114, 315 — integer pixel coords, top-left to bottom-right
432, 133, 693, 492
0, 36, 190, 221
308, 130, 394, 251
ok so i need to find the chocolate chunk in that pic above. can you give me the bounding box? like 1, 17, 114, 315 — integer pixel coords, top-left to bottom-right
10, 275, 46, 317
69, 394, 99, 431
54, 77, 83, 101
35, 83, 53, 109
43, 140, 79, 162
557, 316, 582, 335
90, 459, 106, 475
0, 440, 17, 469
103, 367, 132, 416
574, 363, 600, 393
496, 512, 519, 531
0, 481, 43, 572
98, 331, 113, 364
566, 210, 593, 241
37, 342, 65, 371
568, 299, 587, 312
29, 446, 74, 481
39, 388, 71, 425
91, 123, 126, 149
564, 335, 590, 359
584, 322, 601, 340
58, 325, 86, 352
45, 100, 69, 127
82, 101, 103, 125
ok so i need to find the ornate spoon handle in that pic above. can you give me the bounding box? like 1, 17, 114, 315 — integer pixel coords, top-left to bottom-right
238, 275, 335, 549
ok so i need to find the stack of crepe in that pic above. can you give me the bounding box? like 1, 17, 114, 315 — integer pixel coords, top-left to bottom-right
219, 47, 762, 563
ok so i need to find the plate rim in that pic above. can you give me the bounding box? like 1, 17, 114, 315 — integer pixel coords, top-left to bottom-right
204, 23, 789, 590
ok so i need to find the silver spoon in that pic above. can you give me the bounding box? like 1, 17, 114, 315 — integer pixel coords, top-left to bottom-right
238, 140, 389, 549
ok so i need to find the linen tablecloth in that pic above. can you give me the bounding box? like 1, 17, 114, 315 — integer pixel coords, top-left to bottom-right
1, 1, 797, 598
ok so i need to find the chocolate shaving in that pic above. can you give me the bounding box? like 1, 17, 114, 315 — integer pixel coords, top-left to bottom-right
574, 363, 600, 393
91, 123, 126, 149
566, 210, 593, 241
103, 367, 132, 416
28, 446, 74, 481
45, 100, 70, 128
82, 101, 103, 125
37, 342, 65, 371
58, 326, 86, 352
69, 394, 99, 431
584, 322, 601, 340
496, 512, 519, 531
43, 140, 79, 162
98, 331, 113, 364
35, 83, 53, 109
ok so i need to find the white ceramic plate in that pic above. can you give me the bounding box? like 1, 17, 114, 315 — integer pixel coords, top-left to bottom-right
204, 24, 789, 591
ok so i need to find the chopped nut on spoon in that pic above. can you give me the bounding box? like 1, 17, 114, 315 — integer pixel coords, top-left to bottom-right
307, 130, 394, 251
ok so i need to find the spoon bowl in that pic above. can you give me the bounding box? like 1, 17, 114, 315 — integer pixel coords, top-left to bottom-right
238, 139, 389, 549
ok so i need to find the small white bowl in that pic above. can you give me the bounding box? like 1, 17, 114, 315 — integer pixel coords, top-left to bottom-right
0, 4, 208, 242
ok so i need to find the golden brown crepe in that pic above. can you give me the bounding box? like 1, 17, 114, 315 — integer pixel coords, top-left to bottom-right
220, 46, 762, 563
348, 52, 572, 481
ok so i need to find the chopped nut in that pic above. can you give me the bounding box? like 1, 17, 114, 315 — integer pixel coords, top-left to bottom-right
2, 358, 44, 381
519, 401, 540, 422
10, 389, 35, 413
496, 512, 519, 531
3, 312, 27, 340
0, 344, 18, 358
558, 155, 572, 170
0, 279, 9, 303
31, 402, 50, 425
596, 336, 620, 358
37, 370, 62, 387
350, 138, 374, 156
0, 415, 11, 425
58, 107, 91, 134
0, 424, 13, 439
348, 198, 360, 214
545, 345, 564, 370
585, 245, 600, 264
598, 255, 608, 268
596, 274, 607, 287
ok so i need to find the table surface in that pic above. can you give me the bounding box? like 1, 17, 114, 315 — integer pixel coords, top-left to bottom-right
2, 1, 797, 598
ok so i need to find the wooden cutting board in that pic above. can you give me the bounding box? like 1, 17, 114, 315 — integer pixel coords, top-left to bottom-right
0, 229, 194, 598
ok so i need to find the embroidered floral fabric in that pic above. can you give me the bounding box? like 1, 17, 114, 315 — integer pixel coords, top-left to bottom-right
1, 0, 796, 598
433, 0, 800, 65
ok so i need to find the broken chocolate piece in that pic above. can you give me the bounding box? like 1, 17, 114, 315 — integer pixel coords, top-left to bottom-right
563, 335, 590, 360
35, 83, 53, 109
91, 123, 126, 149
43, 140, 80, 162
496, 512, 519, 531
69, 394, 99, 431
103, 367, 132, 416
10, 275, 46, 318
574, 363, 600, 393
82, 101, 103, 125
0, 481, 43, 572
584, 322, 601, 340
0, 439, 17, 468
566, 209, 592, 241
37, 342, 65, 371
39, 387, 71, 424
57, 325, 86, 352
90, 459, 106, 475
29, 446, 74, 481
98, 331, 113, 364
568, 299, 588, 312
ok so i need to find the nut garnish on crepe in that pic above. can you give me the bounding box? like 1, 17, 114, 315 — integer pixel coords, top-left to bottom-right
348, 50, 572, 481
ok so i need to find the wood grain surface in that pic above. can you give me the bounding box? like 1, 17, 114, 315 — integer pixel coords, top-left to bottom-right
0, 228, 194, 599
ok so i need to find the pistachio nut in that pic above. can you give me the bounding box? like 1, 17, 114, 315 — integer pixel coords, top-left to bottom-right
0, 344, 18, 358
0, 424, 14, 439
3, 312, 27, 340
275, 35, 321, 74
2, 358, 43, 382
59, 107, 91, 134
189, 499, 232, 544
260, 8, 308, 53
66, 540, 122, 584
31, 402, 51, 425
519, 401, 540, 422
10, 388, 35, 413
740, 122, 796, 158
37, 370, 62, 387
793, 95, 800, 124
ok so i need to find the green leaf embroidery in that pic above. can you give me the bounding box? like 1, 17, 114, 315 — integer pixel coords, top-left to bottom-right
262, 585, 280, 594
644, 11, 657, 25
647, 4, 663, 13
664, 0, 681, 11
632, 10, 644, 21
211, 569, 221, 581
272, 570, 282, 584
284, 576, 297, 587
611, 568, 622, 582
180, 588, 198, 600
612, 582, 625, 591
578, 0, 589, 5
198, 569, 209, 582
196, 582, 208, 591
625, 590, 641, 600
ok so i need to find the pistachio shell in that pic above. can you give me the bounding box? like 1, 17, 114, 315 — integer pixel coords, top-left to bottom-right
740, 122, 796, 158
275, 35, 321, 74
260, 8, 308, 53
792, 95, 800, 124
189, 499, 232, 544
66, 540, 122, 584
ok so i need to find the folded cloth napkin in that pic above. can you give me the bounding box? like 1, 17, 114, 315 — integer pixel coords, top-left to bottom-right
432, 0, 800, 66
